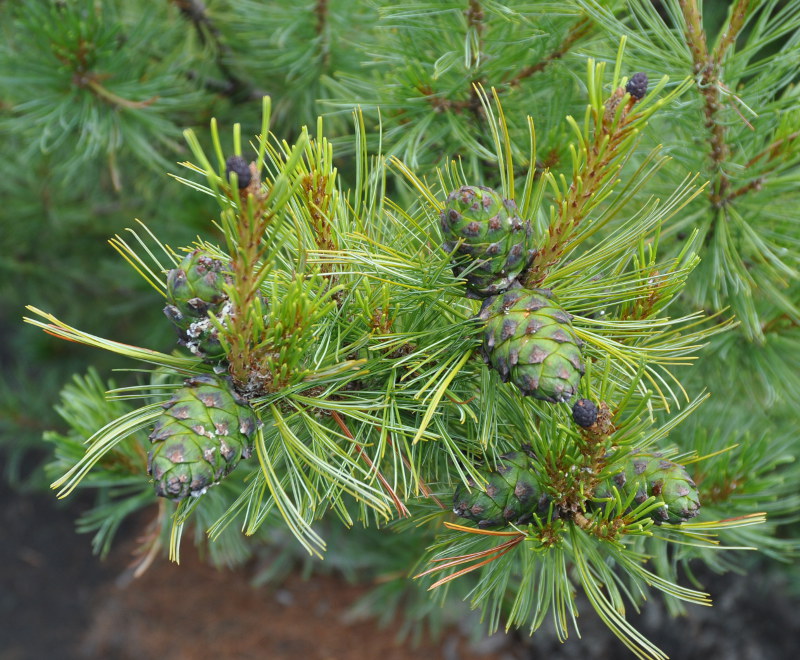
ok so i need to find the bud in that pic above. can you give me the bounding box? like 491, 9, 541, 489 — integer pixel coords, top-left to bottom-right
225, 155, 252, 189
572, 398, 598, 427
625, 72, 648, 100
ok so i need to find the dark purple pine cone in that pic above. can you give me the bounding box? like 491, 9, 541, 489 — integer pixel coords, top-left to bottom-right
625, 72, 648, 100
572, 398, 598, 428
225, 155, 252, 189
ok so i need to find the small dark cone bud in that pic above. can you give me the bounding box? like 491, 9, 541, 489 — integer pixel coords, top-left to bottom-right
572, 398, 598, 428
625, 72, 648, 100
225, 155, 251, 189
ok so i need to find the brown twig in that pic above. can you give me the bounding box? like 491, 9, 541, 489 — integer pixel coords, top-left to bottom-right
413, 2, 488, 118
225, 184, 276, 395
315, 0, 328, 36
331, 411, 410, 518
54, 34, 159, 110
418, 17, 590, 117
712, 0, 750, 62
84, 78, 159, 109
506, 18, 591, 88
720, 129, 800, 204
679, 0, 752, 213
726, 177, 764, 202
185, 70, 262, 101
744, 130, 800, 169
466, 1, 486, 54
680, 0, 729, 206
171, 0, 266, 102
383, 430, 445, 509
314, 0, 331, 69
522, 91, 639, 287
760, 312, 800, 335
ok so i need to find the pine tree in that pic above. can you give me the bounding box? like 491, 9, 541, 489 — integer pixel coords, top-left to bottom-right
4, 1, 799, 658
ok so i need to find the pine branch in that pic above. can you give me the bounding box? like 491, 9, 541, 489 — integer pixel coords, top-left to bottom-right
171, 0, 266, 101
712, 0, 750, 62
521, 57, 685, 288
678, 0, 751, 212
730, 127, 800, 200
416, 0, 487, 124
314, 0, 331, 68
465, 0, 486, 69
74, 73, 160, 110
0, 1, 202, 175
418, 14, 591, 117
761, 311, 799, 335
505, 17, 592, 88
21, 11, 796, 652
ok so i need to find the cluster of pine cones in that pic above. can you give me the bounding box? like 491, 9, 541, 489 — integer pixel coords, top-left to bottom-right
441, 185, 700, 529
145, 157, 264, 500
453, 450, 700, 529
143, 178, 701, 529
440, 185, 583, 403
148, 247, 260, 500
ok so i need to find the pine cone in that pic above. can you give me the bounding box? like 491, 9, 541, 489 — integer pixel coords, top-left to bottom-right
163, 250, 231, 358
479, 288, 584, 402
147, 375, 259, 500
453, 451, 546, 528
595, 454, 700, 524
440, 185, 534, 298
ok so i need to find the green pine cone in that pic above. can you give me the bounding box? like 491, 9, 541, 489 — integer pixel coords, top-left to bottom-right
147, 375, 259, 500
453, 451, 545, 528
163, 250, 231, 358
594, 454, 701, 525
479, 288, 584, 403
440, 185, 534, 298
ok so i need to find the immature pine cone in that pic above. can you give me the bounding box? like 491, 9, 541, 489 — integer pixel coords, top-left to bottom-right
594, 453, 700, 524
453, 451, 546, 528
440, 185, 534, 298
480, 288, 584, 402
148, 375, 259, 500
163, 250, 231, 358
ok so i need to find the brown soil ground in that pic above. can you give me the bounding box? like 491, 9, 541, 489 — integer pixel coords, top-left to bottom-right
0, 480, 512, 660
77, 549, 503, 660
